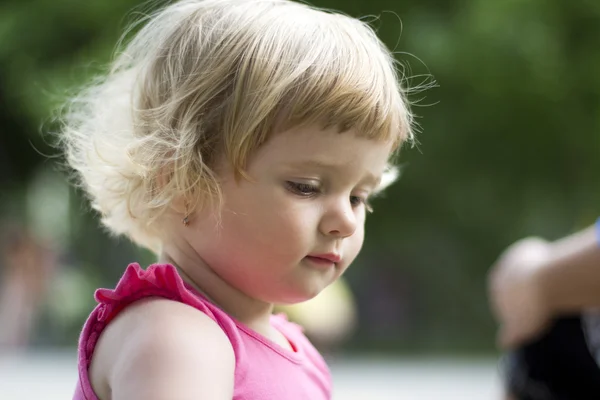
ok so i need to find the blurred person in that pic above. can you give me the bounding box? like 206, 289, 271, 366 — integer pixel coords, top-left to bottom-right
56, 0, 420, 399
0, 226, 57, 350
488, 218, 600, 399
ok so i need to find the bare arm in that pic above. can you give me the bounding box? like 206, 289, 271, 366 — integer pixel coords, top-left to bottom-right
488, 221, 600, 349
538, 224, 600, 313
91, 298, 235, 400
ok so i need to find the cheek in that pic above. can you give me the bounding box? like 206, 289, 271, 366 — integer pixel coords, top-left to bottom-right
255, 205, 317, 254
346, 227, 365, 262
222, 191, 316, 251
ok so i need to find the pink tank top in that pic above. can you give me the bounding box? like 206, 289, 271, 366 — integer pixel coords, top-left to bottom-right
73, 263, 332, 399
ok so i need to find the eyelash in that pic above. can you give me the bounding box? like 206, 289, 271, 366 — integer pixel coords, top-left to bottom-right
285, 181, 319, 197
285, 181, 374, 212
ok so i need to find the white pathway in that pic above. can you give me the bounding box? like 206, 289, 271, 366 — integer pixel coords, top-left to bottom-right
0, 351, 502, 399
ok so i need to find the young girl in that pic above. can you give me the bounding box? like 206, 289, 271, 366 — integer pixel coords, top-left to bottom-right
61, 0, 415, 398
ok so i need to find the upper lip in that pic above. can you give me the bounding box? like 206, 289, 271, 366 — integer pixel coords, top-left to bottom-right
308, 253, 342, 263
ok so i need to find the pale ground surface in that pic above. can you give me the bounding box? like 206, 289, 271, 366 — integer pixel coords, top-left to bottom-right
0, 350, 503, 400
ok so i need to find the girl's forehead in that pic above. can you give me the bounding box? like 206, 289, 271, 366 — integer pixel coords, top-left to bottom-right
270, 125, 393, 152
255, 126, 393, 170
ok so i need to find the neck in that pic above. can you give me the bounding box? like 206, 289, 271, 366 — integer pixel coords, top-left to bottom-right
159, 243, 274, 332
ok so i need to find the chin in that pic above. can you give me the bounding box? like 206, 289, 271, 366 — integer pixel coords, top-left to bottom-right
278, 285, 327, 305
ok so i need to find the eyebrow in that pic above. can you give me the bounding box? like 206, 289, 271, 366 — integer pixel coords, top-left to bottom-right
284, 160, 382, 187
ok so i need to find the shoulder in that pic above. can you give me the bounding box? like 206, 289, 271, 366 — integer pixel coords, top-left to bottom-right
90, 297, 235, 400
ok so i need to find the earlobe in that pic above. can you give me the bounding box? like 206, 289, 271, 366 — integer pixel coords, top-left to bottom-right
154, 166, 187, 214
155, 165, 173, 191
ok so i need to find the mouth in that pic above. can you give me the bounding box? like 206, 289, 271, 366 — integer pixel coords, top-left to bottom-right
305, 253, 342, 266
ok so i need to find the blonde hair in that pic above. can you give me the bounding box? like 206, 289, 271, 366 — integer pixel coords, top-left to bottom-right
59, 0, 415, 253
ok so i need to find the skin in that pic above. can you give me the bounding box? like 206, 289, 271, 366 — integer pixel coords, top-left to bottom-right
89, 125, 394, 399
488, 224, 600, 350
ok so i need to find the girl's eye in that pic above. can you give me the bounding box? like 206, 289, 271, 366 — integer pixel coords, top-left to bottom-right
350, 196, 374, 213
285, 181, 320, 196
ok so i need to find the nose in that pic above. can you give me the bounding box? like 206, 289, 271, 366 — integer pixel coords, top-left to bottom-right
319, 197, 358, 238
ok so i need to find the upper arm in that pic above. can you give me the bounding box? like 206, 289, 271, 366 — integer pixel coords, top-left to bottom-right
97, 298, 235, 400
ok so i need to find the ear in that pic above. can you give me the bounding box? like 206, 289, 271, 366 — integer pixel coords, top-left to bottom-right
155, 165, 187, 214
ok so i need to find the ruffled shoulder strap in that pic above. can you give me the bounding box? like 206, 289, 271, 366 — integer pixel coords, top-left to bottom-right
93, 263, 217, 324
79, 263, 242, 369
75, 263, 245, 400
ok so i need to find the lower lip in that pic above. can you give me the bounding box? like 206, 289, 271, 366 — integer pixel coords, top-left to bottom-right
304, 256, 336, 268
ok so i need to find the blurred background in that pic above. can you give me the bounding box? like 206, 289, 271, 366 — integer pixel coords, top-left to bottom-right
0, 0, 598, 398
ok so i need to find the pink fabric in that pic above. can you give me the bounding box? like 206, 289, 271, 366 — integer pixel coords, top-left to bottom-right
73, 263, 332, 400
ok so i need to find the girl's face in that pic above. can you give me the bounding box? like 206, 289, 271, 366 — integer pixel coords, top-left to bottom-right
185, 125, 392, 304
